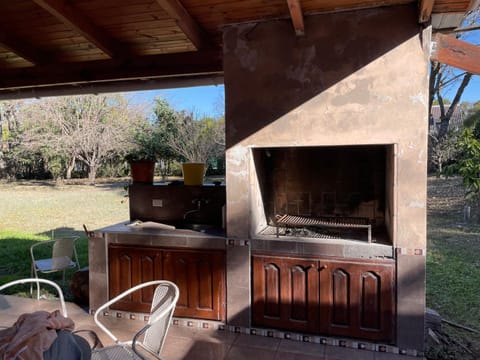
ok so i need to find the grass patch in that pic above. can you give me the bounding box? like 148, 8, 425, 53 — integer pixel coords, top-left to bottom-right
0, 230, 89, 294
426, 177, 480, 359
0, 179, 129, 297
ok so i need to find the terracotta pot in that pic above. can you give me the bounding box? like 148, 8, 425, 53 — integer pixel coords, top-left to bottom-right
182, 163, 205, 185
130, 161, 155, 184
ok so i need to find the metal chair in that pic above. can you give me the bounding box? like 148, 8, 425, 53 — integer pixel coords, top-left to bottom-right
30, 236, 81, 293
92, 280, 179, 360
0, 278, 68, 317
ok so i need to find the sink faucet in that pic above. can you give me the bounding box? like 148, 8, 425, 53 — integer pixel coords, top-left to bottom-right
183, 199, 203, 221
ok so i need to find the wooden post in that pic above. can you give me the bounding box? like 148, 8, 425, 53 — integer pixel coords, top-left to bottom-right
431, 33, 480, 75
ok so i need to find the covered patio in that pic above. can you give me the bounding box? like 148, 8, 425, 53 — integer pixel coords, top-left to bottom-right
1, 1, 480, 359
0, 294, 419, 359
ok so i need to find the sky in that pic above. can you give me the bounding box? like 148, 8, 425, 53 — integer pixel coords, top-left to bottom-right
458, 76, 480, 103
132, 85, 225, 118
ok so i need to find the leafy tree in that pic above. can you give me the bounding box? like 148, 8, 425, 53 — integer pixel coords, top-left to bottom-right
430, 128, 462, 174
463, 101, 480, 128
451, 126, 480, 199
444, 115, 480, 221
151, 98, 181, 178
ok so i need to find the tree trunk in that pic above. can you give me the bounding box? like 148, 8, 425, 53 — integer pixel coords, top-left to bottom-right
66, 157, 75, 179
88, 165, 97, 185
436, 72, 472, 139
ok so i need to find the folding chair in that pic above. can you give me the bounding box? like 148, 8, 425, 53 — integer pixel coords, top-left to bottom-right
92, 280, 179, 360
30, 236, 80, 295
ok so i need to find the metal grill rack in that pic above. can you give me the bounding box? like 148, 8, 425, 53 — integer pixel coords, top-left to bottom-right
274, 214, 372, 243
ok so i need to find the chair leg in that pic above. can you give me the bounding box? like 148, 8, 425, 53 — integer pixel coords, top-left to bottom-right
30, 265, 40, 301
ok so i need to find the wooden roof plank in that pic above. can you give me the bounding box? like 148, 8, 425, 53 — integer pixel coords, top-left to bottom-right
32, 0, 127, 59
0, 25, 48, 65
431, 33, 480, 75
155, 0, 211, 49
287, 0, 305, 36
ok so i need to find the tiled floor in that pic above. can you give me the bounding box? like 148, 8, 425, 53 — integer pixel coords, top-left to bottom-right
0, 295, 423, 360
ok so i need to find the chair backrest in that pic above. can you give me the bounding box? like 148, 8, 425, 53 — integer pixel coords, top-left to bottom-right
0, 278, 68, 317
51, 236, 78, 269
141, 281, 179, 356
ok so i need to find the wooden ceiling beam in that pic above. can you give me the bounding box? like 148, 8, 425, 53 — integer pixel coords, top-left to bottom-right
32, 0, 126, 59
431, 33, 480, 75
0, 25, 49, 65
287, 0, 305, 36
0, 75, 224, 100
155, 0, 211, 49
418, 0, 435, 23
0, 50, 223, 90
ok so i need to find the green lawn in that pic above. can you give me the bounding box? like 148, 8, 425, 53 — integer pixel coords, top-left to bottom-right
426, 177, 480, 359
0, 179, 129, 287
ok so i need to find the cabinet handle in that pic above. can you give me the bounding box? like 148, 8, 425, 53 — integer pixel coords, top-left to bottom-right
319, 265, 328, 270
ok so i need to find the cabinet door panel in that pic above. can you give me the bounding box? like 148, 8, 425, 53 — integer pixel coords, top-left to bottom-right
264, 263, 281, 318
164, 255, 190, 309
331, 268, 350, 326
320, 259, 394, 342
291, 265, 310, 322
109, 245, 162, 312
197, 259, 214, 310
163, 249, 225, 321
252, 255, 319, 333
361, 271, 381, 330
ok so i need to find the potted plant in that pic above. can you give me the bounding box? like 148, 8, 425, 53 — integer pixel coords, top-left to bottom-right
125, 125, 159, 184
167, 114, 225, 185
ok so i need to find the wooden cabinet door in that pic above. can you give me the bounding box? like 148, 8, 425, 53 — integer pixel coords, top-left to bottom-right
252, 255, 319, 333
163, 249, 226, 321
109, 245, 162, 312
319, 258, 395, 342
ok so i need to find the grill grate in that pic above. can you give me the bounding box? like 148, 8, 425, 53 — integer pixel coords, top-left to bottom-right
274, 214, 372, 243
260, 226, 344, 239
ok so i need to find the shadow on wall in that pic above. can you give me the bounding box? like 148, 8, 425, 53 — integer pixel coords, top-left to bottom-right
224, 4, 422, 148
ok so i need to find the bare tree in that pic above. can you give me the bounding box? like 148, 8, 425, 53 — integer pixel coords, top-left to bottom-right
0, 101, 25, 178
429, 64, 472, 139
19, 94, 145, 183
429, 8, 479, 139
167, 112, 225, 166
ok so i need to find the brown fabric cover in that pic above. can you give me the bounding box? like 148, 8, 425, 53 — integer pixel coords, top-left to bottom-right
0, 310, 74, 360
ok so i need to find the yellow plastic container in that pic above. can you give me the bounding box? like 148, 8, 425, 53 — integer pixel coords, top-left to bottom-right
182, 163, 205, 185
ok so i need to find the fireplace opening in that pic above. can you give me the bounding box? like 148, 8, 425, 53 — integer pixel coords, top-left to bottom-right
252, 145, 394, 245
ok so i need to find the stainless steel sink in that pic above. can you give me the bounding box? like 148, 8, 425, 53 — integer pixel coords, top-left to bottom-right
178, 223, 215, 232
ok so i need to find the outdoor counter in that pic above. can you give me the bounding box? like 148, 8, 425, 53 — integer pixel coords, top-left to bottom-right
88, 221, 227, 316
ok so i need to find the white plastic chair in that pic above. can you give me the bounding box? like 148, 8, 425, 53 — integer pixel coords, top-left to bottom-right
30, 236, 81, 290
92, 280, 179, 360
0, 278, 68, 317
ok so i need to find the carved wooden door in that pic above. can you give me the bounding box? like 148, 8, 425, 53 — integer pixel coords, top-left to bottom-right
319, 258, 395, 341
252, 255, 319, 333
163, 249, 226, 321
109, 244, 163, 312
